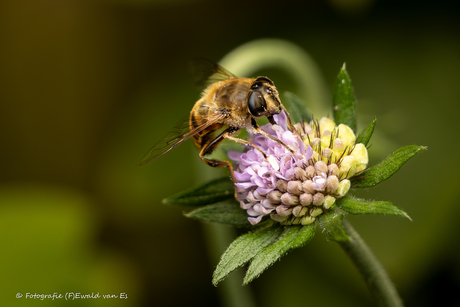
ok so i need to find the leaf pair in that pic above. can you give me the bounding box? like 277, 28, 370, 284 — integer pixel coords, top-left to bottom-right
213, 223, 316, 285
163, 177, 251, 226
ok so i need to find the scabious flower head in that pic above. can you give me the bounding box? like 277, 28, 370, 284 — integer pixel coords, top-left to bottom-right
229, 112, 368, 225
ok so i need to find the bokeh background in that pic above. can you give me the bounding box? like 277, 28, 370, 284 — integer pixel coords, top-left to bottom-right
1, 0, 459, 306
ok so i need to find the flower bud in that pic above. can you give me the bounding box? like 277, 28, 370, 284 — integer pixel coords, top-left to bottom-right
335, 179, 351, 198
287, 180, 303, 195
310, 207, 323, 217
322, 148, 333, 158
337, 124, 356, 147
339, 156, 357, 178
276, 179, 288, 192
299, 193, 313, 206
328, 163, 339, 176
293, 205, 308, 217
315, 161, 328, 174
326, 175, 339, 192
294, 167, 307, 180
305, 165, 316, 178
302, 180, 315, 194
266, 190, 282, 203
313, 193, 325, 206
300, 215, 316, 225
333, 138, 344, 151
276, 205, 292, 217
351, 143, 369, 173
270, 213, 289, 223
323, 195, 336, 209
319, 117, 336, 134
281, 193, 299, 206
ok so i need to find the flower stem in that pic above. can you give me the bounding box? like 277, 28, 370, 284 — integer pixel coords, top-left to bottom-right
339, 219, 404, 307
202, 223, 256, 307
219, 38, 330, 117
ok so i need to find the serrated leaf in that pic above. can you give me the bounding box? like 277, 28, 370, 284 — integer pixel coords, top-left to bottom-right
244, 224, 315, 284
356, 119, 376, 146
282, 91, 312, 124
292, 223, 316, 249
318, 210, 350, 242
163, 177, 234, 206
333, 64, 357, 133
184, 200, 251, 226
213, 226, 282, 286
336, 196, 411, 220
352, 145, 426, 188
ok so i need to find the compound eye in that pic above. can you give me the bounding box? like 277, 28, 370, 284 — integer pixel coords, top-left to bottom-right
248, 91, 267, 117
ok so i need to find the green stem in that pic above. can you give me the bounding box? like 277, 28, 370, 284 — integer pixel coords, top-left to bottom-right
199, 40, 329, 307
339, 219, 404, 307
219, 38, 330, 117
202, 223, 256, 307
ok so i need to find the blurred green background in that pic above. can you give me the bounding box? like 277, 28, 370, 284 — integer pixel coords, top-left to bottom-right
1, 0, 459, 306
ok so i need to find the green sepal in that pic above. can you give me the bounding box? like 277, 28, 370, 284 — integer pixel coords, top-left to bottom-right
184, 200, 251, 226
213, 225, 282, 286
336, 196, 411, 220
333, 64, 357, 133
243, 224, 315, 284
318, 210, 350, 242
163, 177, 234, 207
356, 119, 376, 146
282, 91, 312, 123
352, 145, 426, 188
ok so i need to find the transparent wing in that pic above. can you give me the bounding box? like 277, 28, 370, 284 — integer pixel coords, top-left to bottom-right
138, 112, 226, 166
189, 58, 238, 89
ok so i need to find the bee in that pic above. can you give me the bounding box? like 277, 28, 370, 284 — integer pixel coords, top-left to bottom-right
139, 60, 296, 186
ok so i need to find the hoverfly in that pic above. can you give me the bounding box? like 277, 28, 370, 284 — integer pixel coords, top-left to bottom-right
139, 60, 296, 187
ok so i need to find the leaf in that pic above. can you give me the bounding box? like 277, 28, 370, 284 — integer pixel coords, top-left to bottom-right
163, 177, 234, 207
318, 210, 350, 242
336, 196, 411, 220
184, 200, 251, 226
333, 64, 357, 133
213, 226, 282, 286
243, 224, 315, 284
352, 145, 427, 188
356, 119, 376, 146
282, 91, 312, 124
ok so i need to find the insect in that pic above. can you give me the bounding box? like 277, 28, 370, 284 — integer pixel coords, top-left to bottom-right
139, 60, 296, 187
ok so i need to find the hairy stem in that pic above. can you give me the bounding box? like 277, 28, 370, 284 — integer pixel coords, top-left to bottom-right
339, 219, 404, 307
202, 223, 256, 307
199, 40, 329, 307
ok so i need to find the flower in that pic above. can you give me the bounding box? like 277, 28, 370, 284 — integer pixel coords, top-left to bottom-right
229, 112, 369, 225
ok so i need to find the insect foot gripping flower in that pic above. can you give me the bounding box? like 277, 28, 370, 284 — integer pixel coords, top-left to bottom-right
164, 64, 425, 296
228, 112, 368, 226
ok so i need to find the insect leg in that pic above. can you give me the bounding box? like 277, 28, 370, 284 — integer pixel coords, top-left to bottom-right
251, 118, 295, 153
199, 127, 240, 198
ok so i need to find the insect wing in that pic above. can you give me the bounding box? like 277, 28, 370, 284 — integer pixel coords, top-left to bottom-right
138, 113, 226, 166
189, 58, 238, 88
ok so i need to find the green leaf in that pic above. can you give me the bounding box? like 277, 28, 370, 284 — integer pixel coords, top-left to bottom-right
282, 91, 312, 123
356, 119, 376, 146
213, 226, 282, 286
184, 200, 251, 226
318, 210, 350, 242
333, 64, 357, 133
163, 177, 234, 206
336, 196, 411, 220
352, 145, 427, 188
244, 224, 315, 284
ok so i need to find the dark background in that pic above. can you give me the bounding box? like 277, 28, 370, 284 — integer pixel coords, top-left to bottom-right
1, 0, 459, 306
